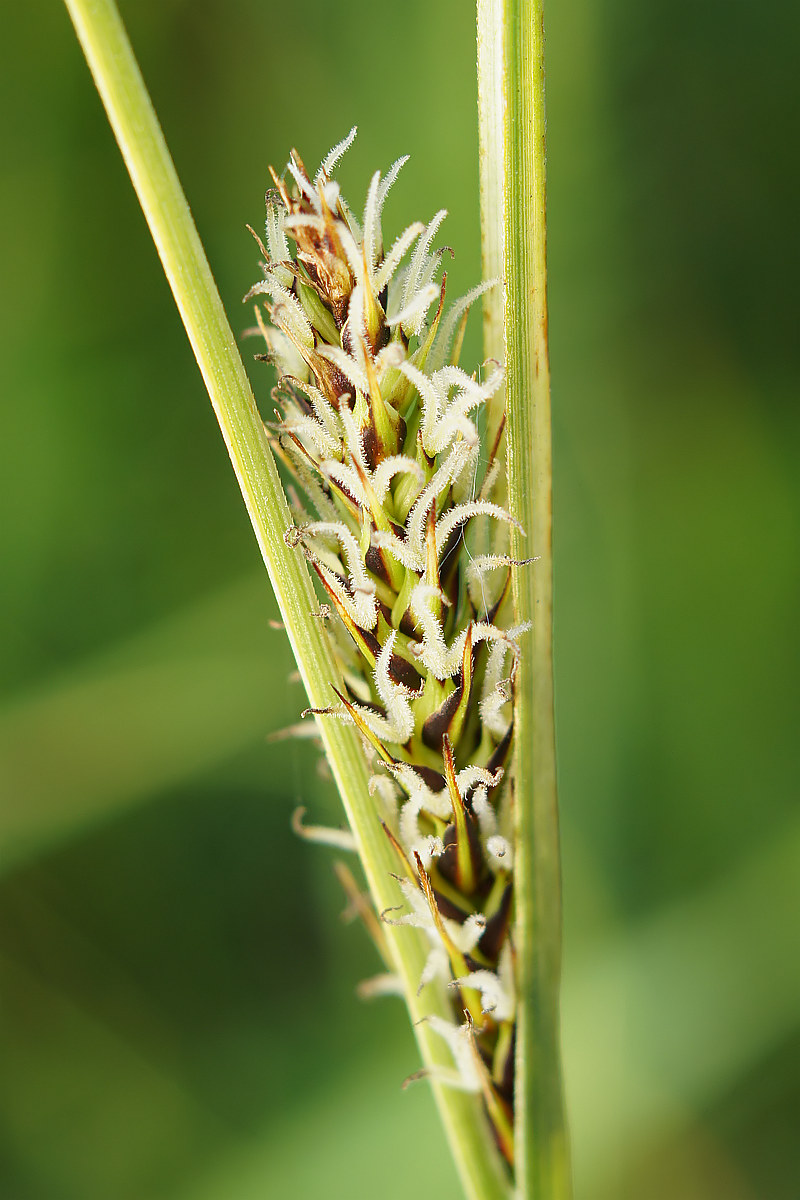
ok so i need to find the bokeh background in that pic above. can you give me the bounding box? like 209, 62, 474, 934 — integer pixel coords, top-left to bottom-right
1, 1, 798, 1197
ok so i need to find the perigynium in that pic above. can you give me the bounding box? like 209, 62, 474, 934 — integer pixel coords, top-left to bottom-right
248, 128, 531, 1167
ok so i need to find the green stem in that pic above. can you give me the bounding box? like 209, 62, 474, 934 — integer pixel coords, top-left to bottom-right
476, 8, 506, 455
477, 2, 572, 1198
62, 0, 510, 1195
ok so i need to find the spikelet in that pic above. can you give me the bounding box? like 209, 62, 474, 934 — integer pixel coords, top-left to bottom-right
248, 129, 525, 1168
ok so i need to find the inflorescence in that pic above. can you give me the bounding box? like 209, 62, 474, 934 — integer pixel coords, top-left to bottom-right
247, 128, 528, 1167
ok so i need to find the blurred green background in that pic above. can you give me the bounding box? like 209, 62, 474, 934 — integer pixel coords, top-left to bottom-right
1, 1, 798, 1197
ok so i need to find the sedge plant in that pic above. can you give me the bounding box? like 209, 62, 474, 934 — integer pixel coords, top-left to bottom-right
63, 0, 569, 1196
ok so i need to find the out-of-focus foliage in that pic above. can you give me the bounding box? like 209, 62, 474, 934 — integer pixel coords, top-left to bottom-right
1, 1, 797, 1197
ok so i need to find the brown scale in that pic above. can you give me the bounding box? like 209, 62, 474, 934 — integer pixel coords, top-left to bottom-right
359, 419, 383, 474
421, 630, 477, 755
436, 818, 488, 897
478, 882, 513, 961
428, 886, 472, 924
352, 624, 423, 693
306, 353, 353, 411
363, 542, 394, 588
398, 605, 420, 640
421, 681, 465, 753
403, 761, 445, 792
487, 721, 514, 777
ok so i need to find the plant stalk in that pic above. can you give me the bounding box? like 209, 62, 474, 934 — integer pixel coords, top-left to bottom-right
477, 2, 572, 1197
62, 0, 511, 1195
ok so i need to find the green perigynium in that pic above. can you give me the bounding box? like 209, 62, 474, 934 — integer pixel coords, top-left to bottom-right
248, 128, 529, 1168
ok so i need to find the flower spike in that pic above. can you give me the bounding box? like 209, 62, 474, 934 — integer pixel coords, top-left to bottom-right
255, 132, 523, 1170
